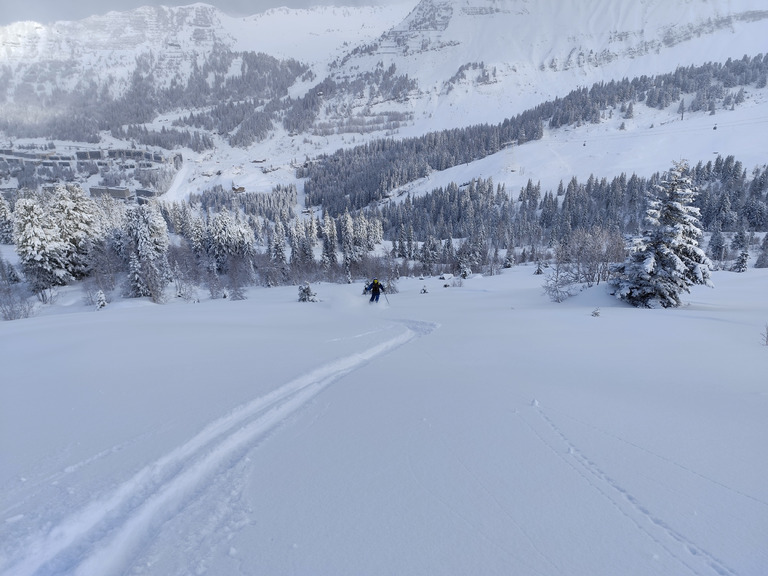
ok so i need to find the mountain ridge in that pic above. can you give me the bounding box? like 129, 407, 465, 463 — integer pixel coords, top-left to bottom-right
4, 1, 768, 108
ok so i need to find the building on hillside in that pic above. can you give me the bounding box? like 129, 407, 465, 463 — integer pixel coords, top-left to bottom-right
135, 189, 157, 204
89, 186, 132, 200
76, 151, 103, 160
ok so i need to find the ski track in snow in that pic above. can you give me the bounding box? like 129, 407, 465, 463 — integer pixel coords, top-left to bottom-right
0, 321, 436, 576
518, 402, 740, 576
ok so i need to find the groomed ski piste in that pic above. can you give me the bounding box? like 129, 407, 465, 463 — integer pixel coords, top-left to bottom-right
1, 261, 767, 576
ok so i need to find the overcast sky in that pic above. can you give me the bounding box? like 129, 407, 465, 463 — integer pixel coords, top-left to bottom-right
0, 0, 381, 27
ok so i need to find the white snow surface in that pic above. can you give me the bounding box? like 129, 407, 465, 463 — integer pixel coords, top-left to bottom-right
1, 1, 768, 574
1, 260, 767, 575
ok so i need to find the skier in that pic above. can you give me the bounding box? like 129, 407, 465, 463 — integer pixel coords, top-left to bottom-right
364, 278, 385, 303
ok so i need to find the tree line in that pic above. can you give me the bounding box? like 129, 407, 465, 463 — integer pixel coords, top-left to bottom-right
2, 153, 767, 319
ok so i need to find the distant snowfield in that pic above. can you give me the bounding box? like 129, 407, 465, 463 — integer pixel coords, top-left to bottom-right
1, 263, 767, 575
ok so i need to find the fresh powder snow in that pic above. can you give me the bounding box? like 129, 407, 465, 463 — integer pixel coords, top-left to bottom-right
1, 1, 768, 574
1, 258, 767, 575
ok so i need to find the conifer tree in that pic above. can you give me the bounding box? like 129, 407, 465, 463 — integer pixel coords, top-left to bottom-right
305, 216, 318, 247
0, 252, 32, 320
340, 210, 356, 265
419, 235, 440, 275
442, 235, 455, 267
272, 220, 287, 265
396, 224, 408, 259
755, 234, 768, 268
124, 203, 171, 302
0, 197, 13, 244
13, 198, 70, 298
707, 225, 728, 265
290, 219, 306, 267
321, 213, 338, 270
611, 161, 712, 308
188, 215, 207, 257
732, 249, 749, 272
208, 209, 235, 273
51, 184, 98, 280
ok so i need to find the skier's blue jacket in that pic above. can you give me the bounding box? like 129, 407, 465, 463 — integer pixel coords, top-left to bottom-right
366, 280, 384, 294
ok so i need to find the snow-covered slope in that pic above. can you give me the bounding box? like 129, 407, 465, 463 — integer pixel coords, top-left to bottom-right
329, 0, 768, 131
1, 258, 766, 576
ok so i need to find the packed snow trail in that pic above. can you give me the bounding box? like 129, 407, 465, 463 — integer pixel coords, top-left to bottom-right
1, 323, 433, 576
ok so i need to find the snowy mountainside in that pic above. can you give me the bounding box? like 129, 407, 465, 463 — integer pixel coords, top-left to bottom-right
3, 0, 767, 125
0, 5, 230, 95
2, 0, 768, 203
326, 0, 768, 132
0, 3, 410, 97
223, 4, 415, 66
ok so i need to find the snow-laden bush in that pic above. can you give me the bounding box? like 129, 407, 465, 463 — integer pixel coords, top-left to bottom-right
298, 282, 317, 302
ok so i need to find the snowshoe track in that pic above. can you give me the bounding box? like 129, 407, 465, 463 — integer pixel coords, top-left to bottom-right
519, 402, 741, 576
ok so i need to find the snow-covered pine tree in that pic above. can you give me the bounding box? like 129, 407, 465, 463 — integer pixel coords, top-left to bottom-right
732, 249, 749, 272
321, 213, 338, 270
731, 228, 749, 253
95, 289, 107, 310
51, 184, 98, 281
396, 224, 408, 259
13, 197, 71, 299
188, 215, 207, 257
272, 220, 287, 265
442, 235, 455, 268
707, 224, 728, 265
208, 208, 251, 274
305, 215, 318, 248
353, 212, 370, 253
124, 203, 171, 302
289, 219, 305, 267
406, 224, 415, 260
755, 234, 768, 268
503, 248, 516, 268
419, 235, 441, 275
0, 252, 33, 320
366, 215, 383, 249
208, 210, 253, 299
340, 210, 356, 265
611, 161, 713, 308
0, 197, 14, 244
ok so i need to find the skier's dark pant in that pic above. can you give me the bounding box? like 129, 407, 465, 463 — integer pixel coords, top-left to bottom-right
370, 293, 380, 302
